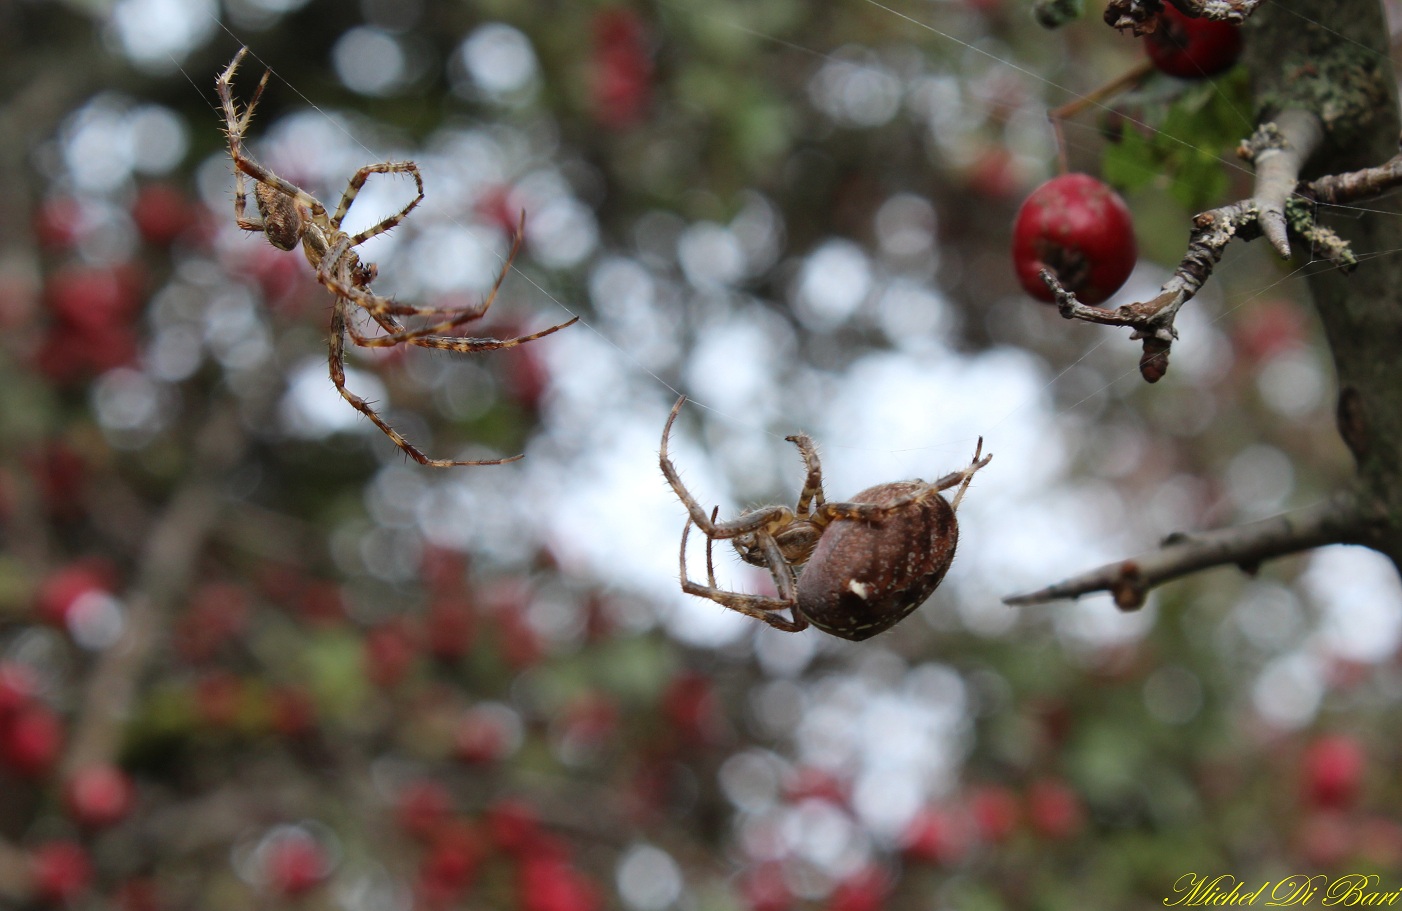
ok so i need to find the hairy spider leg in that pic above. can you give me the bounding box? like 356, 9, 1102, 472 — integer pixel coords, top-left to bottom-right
331, 225, 578, 350
680, 518, 809, 633
660, 396, 799, 539
333, 162, 425, 242
786, 433, 827, 517
326, 298, 523, 468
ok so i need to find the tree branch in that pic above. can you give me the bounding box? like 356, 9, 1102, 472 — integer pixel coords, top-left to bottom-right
1004, 494, 1368, 608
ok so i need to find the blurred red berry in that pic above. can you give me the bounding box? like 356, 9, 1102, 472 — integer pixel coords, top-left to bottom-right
485, 799, 541, 856
1026, 778, 1085, 840
131, 183, 191, 246
365, 622, 420, 688
968, 785, 1021, 844
396, 780, 454, 841
519, 856, 602, 911
590, 8, 653, 129
1301, 734, 1366, 809
0, 703, 64, 777
454, 706, 514, 764
739, 862, 792, 911
264, 830, 329, 897
425, 596, 475, 661
662, 671, 721, 746
30, 841, 92, 906
35, 558, 117, 628
0, 663, 37, 718
33, 197, 85, 250
269, 686, 317, 738
296, 580, 346, 626
193, 672, 244, 728
783, 767, 848, 807
900, 807, 971, 865
44, 265, 140, 333
1295, 809, 1355, 866
826, 866, 889, 911
420, 821, 483, 895
64, 763, 136, 829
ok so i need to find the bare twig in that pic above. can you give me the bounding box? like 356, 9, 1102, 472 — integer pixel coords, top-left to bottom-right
1305, 150, 1402, 204
1004, 494, 1367, 608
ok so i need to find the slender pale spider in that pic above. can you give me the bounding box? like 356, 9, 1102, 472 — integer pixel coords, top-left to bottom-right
216, 48, 577, 466
660, 396, 991, 640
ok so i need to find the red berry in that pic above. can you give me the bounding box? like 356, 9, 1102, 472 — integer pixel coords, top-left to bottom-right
485, 799, 541, 856
1012, 173, 1137, 305
44, 266, 139, 333
420, 821, 483, 894
590, 8, 653, 129
268, 686, 317, 738
35, 559, 117, 628
0, 663, 37, 718
739, 863, 792, 911
1026, 778, 1085, 840
1144, 6, 1243, 79
30, 841, 92, 906
1301, 734, 1366, 809
826, 867, 888, 911
519, 856, 601, 911
396, 780, 454, 841
425, 596, 475, 661
0, 704, 64, 777
968, 785, 1021, 844
364, 622, 420, 688
454, 706, 514, 764
900, 807, 971, 865
33, 197, 86, 250
263, 829, 329, 897
64, 763, 136, 829
131, 183, 191, 246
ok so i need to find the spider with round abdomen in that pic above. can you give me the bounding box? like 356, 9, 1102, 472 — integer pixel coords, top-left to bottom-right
216, 47, 577, 467
659, 396, 991, 640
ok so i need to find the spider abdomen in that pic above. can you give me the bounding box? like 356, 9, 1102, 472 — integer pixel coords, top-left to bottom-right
796, 481, 959, 641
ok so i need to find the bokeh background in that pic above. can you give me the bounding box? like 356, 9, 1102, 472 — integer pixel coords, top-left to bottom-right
3, 0, 1402, 908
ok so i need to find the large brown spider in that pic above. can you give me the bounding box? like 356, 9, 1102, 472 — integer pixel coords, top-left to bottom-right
660, 396, 991, 640
216, 48, 577, 466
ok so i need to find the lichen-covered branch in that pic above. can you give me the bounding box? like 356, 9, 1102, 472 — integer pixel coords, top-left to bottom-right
1041, 197, 1261, 381
1104, 0, 1262, 34
1241, 111, 1323, 256
1004, 494, 1369, 608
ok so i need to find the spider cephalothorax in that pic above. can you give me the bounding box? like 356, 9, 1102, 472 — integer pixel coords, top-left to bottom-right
659, 396, 991, 640
216, 48, 577, 467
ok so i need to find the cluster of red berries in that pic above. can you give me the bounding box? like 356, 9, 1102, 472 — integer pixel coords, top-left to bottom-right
1011, 7, 1243, 305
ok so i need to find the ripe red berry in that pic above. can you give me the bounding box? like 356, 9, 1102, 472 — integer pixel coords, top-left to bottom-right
131, 183, 191, 246
64, 763, 136, 829
31, 841, 93, 906
1012, 173, 1137, 305
968, 784, 1021, 844
1026, 777, 1085, 840
0, 703, 64, 777
1144, 6, 1243, 79
263, 829, 329, 897
396, 780, 454, 842
1301, 734, 1366, 809
35, 559, 117, 628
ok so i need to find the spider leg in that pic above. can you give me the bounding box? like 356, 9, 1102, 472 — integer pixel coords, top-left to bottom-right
946, 437, 991, 512
818, 439, 993, 522
786, 433, 827, 517
332, 162, 425, 241
679, 519, 808, 633
327, 298, 523, 468
660, 396, 796, 539
216, 48, 329, 227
